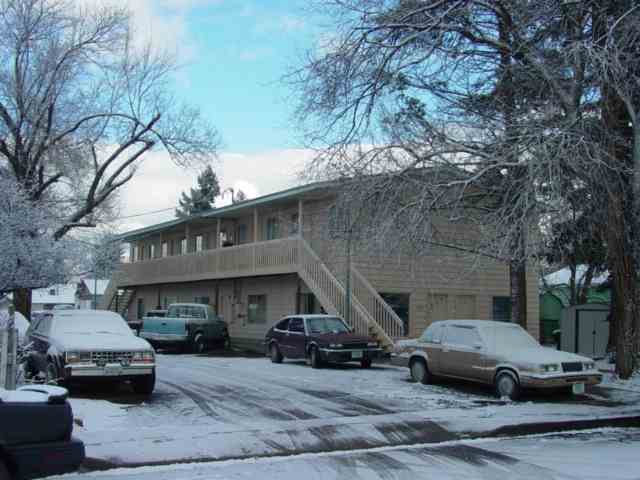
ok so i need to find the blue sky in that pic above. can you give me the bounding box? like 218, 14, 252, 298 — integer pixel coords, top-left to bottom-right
163, 0, 318, 153
117, 0, 324, 229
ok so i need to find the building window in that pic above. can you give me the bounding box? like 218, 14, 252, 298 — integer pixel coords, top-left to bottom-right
137, 298, 145, 320
266, 218, 279, 240
149, 244, 155, 259
163, 296, 177, 309
194, 296, 210, 305
237, 224, 248, 244
247, 295, 267, 323
49, 288, 56, 296
180, 237, 187, 255
492, 296, 512, 322
196, 235, 203, 252
298, 293, 316, 314
162, 241, 168, 257
379, 293, 410, 336
290, 213, 299, 235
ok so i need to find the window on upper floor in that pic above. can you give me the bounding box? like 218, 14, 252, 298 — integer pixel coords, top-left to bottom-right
237, 224, 248, 244
290, 213, 299, 236
266, 218, 279, 240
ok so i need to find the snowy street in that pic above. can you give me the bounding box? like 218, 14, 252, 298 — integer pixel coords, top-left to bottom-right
66, 353, 640, 469
49, 428, 640, 480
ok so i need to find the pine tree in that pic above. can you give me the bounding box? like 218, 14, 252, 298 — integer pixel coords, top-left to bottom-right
233, 189, 247, 203
176, 166, 220, 217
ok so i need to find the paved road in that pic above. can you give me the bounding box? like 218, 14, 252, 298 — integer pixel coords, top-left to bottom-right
67, 353, 640, 467
53, 428, 640, 480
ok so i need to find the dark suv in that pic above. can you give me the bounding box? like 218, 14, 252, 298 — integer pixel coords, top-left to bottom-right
265, 315, 382, 368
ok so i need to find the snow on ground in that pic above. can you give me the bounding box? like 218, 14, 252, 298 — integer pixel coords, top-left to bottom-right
67, 354, 640, 466
47, 428, 640, 480
598, 360, 640, 393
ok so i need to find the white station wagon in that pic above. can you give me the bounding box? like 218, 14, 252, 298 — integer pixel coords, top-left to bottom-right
393, 320, 602, 400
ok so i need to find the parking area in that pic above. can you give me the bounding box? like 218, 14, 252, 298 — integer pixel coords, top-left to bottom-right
67, 352, 640, 467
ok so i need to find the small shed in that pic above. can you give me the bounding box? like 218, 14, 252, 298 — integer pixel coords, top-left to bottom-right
560, 303, 609, 359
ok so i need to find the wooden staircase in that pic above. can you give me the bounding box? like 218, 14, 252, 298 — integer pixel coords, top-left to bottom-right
102, 274, 135, 318
298, 239, 404, 350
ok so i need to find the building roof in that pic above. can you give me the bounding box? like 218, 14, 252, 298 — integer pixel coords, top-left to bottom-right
81, 278, 110, 296
119, 180, 334, 242
31, 284, 76, 305
543, 265, 609, 287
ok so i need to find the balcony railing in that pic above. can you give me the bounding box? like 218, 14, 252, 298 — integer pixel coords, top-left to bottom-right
118, 238, 300, 286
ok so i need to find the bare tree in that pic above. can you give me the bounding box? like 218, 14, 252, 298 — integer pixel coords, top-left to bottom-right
292, 0, 640, 375
0, 0, 220, 317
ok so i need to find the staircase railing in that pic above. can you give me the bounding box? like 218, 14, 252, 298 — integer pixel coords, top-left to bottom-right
350, 267, 406, 339
298, 239, 394, 347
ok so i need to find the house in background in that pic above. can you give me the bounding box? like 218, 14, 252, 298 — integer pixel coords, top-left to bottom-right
539, 265, 610, 346
31, 284, 76, 311
103, 181, 540, 352
76, 278, 110, 309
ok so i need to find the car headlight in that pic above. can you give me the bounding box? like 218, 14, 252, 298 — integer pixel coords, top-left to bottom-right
367, 342, 378, 348
329, 343, 343, 348
133, 351, 155, 363
540, 363, 560, 373
65, 351, 91, 364
583, 362, 596, 371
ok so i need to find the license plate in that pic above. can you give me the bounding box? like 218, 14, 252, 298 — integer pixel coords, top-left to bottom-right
572, 383, 585, 395
104, 365, 123, 376
352, 351, 363, 359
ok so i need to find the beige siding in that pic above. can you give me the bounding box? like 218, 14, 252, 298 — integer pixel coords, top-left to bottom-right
302, 197, 541, 340
128, 274, 299, 351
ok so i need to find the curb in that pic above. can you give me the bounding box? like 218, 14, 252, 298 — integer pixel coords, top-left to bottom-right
465, 415, 640, 439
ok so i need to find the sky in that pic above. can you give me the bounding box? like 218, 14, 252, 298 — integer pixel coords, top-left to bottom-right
109, 0, 323, 231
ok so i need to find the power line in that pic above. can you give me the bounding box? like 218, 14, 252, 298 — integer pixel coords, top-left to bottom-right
116, 206, 176, 220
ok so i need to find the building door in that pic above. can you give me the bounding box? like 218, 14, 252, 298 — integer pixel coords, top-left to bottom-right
576, 309, 609, 358
379, 293, 410, 336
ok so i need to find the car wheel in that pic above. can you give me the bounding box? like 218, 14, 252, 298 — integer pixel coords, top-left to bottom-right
310, 347, 322, 369
192, 333, 207, 354
360, 358, 372, 369
270, 343, 283, 363
495, 371, 520, 400
410, 358, 430, 384
0, 458, 10, 480
132, 370, 156, 396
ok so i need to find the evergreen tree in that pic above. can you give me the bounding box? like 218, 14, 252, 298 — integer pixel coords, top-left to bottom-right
176, 166, 220, 217
233, 189, 247, 203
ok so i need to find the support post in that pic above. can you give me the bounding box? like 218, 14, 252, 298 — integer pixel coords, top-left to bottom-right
298, 200, 303, 238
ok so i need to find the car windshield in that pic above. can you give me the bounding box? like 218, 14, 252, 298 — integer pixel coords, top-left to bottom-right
53, 313, 132, 336
306, 317, 349, 334
481, 324, 539, 352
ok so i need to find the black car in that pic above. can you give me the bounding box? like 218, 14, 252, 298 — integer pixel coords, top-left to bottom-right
265, 315, 383, 368
0, 385, 85, 479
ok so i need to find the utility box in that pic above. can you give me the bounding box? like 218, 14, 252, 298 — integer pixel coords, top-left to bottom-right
560, 304, 609, 359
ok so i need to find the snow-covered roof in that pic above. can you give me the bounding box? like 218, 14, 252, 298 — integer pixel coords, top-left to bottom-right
543, 265, 609, 287
31, 284, 76, 305
82, 278, 110, 296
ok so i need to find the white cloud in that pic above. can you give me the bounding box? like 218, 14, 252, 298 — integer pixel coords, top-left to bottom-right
76, 0, 205, 61
118, 148, 315, 232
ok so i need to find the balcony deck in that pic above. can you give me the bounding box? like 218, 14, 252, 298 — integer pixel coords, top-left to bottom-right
117, 238, 300, 287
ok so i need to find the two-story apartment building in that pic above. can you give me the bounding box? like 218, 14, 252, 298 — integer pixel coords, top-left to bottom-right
104, 181, 539, 351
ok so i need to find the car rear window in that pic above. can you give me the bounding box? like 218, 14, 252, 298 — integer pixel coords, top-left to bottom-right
443, 325, 482, 348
